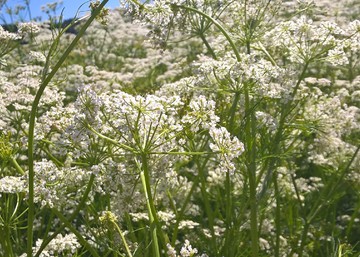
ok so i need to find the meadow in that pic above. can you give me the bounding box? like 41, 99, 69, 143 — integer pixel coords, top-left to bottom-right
0, 0, 360, 256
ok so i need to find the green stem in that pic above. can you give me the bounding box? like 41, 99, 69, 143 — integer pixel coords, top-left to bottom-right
199, 33, 217, 59
171, 176, 199, 245
135, 3, 258, 256
245, 40, 259, 257
256, 41, 277, 66
148, 151, 214, 155
171, 6, 258, 256
273, 174, 281, 257
297, 221, 310, 257
346, 200, 360, 238
254, 62, 309, 257
172, 4, 242, 62
52, 208, 100, 257
307, 145, 360, 223
258, 62, 310, 200
10, 157, 25, 175
40, 146, 63, 167
228, 91, 241, 130
139, 153, 161, 257
87, 124, 137, 153
170, 155, 209, 245
0, 227, 5, 257
4, 224, 14, 257
196, 158, 218, 254
224, 171, 233, 256
299, 146, 360, 256
26, 2, 109, 256
140, 177, 159, 256
112, 221, 133, 257
2, 194, 25, 256
248, 151, 258, 257
35, 174, 96, 257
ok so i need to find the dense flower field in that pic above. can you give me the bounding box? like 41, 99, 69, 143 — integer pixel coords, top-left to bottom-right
0, 0, 360, 256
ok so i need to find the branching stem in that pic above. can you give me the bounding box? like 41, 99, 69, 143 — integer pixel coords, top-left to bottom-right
26, 1, 109, 256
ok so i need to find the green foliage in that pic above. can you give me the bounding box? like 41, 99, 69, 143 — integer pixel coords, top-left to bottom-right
1, 0, 360, 257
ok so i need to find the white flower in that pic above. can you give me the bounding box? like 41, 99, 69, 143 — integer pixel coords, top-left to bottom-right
259, 237, 271, 251
167, 243, 177, 257
28, 160, 91, 208
29, 51, 46, 63
32, 233, 80, 257
180, 240, 198, 257
0, 26, 21, 41
178, 220, 199, 229
18, 22, 40, 35
182, 95, 220, 132
209, 126, 244, 173
347, 20, 360, 35
326, 45, 349, 66
0, 176, 26, 194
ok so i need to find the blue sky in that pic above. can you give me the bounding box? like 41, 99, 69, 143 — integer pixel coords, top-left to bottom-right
1, 0, 120, 23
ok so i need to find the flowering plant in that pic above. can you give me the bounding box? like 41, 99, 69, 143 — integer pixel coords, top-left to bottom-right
0, 0, 359, 257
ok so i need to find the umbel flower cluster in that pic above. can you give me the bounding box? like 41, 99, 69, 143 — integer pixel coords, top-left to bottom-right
0, 0, 359, 256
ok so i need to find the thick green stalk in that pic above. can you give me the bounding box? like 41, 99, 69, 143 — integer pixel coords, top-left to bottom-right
245, 37, 259, 257
273, 174, 281, 257
26, 1, 109, 256
139, 154, 160, 257
248, 142, 258, 257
